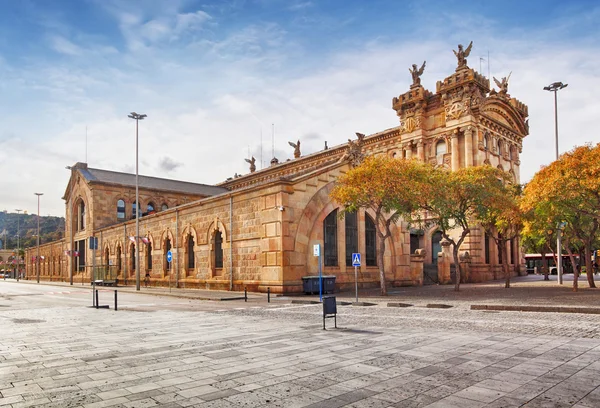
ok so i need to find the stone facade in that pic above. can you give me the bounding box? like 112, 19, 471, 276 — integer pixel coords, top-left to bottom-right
25, 45, 529, 291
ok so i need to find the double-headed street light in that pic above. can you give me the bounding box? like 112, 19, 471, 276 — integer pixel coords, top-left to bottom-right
35, 193, 43, 283
544, 81, 568, 284
128, 112, 147, 291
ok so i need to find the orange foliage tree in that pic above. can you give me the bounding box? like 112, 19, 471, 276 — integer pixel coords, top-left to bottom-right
522, 144, 600, 289
330, 156, 432, 295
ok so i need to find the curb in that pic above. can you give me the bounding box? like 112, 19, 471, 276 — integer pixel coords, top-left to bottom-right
471, 305, 600, 314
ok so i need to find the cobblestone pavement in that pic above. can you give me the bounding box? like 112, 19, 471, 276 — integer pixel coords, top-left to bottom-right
3, 278, 600, 407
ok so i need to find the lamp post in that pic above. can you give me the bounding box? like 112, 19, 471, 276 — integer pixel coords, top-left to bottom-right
15, 209, 22, 280
35, 193, 43, 283
544, 81, 568, 284
128, 112, 147, 291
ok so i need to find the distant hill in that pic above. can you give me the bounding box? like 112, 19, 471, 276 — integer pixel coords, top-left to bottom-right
0, 211, 65, 250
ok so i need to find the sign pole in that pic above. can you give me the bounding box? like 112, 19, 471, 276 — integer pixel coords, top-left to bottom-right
319, 248, 322, 302
355, 265, 358, 303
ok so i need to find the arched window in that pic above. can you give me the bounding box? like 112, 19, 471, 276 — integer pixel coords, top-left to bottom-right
435, 140, 446, 156
214, 231, 223, 269
365, 214, 377, 266
164, 238, 172, 271
132, 201, 140, 219
147, 241, 153, 270
147, 202, 155, 213
187, 234, 195, 269
323, 210, 338, 267
104, 247, 109, 267
116, 245, 122, 273
484, 133, 489, 150
130, 242, 136, 272
161, 203, 168, 211
496, 139, 501, 155
77, 200, 86, 231
508, 145, 513, 160
117, 199, 126, 220
345, 212, 358, 266
431, 231, 442, 264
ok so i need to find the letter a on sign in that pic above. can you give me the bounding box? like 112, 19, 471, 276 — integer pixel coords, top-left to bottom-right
352, 253, 361, 267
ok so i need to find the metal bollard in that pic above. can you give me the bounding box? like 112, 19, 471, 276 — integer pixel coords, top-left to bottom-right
244, 287, 247, 302
92, 287, 95, 307
114, 290, 118, 311
95, 290, 99, 310
267, 287, 270, 303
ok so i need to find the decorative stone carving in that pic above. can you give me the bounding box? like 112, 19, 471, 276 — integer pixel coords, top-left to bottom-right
409, 61, 426, 87
340, 132, 366, 167
445, 101, 466, 120
453, 41, 473, 69
288, 140, 301, 158
493, 73, 511, 96
244, 156, 256, 173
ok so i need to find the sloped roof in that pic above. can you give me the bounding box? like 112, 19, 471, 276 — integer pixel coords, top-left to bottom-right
80, 167, 228, 197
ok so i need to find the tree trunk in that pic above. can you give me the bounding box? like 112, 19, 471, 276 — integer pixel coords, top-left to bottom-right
452, 245, 461, 291
541, 249, 549, 280
585, 243, 596, 289
377, 230, 387, 296
501, 240, 510, 288
564, 238, 578, 291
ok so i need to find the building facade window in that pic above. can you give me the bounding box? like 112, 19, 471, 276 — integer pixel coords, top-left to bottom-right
365, 214, 377, 266
345, 212, 358, 266
324, 210, 338, 267
77, 200, 86, 231
431, 231, 442, 264
104, 247, 109, 267
214, 231, 223, 269
130, 243, 136, 272
117, 199, 126, 220
147, 242, 153, 270
147, 202, 155, 213
164, 238, 171, 271
132, 201, 140, 219
161, 203, 168, 211
116, 245, 122, 273
435, 140, 446, 156
187, 234, 195, 270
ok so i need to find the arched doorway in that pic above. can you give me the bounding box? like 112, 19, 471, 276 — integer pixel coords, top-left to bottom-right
431, 231, 443, 264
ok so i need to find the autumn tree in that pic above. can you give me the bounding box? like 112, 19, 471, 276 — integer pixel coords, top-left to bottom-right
330, 156, 432, 295
414, 165, 509, 291
522, 144, 600, 289
479, 179, 523, 288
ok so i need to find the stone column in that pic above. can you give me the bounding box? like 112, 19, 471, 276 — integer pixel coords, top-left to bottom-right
437, 239, 452, 284
464, 126, 473, 167
459, 251, 472, 282
451, 130, 459, 171
416, 140, 424, 161
405, 144, 412, 159
410, 248, 426, 286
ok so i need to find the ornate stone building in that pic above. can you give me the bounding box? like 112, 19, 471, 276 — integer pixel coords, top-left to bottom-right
25, 44, 529, 291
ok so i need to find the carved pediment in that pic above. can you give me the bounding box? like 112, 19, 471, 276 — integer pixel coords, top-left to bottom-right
480, 99, 528, 136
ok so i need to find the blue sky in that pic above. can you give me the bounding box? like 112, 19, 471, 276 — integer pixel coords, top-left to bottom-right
1, 0, 599, 216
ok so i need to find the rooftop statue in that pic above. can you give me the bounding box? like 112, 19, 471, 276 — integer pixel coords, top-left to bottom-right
288, 140, 301, 158
245, 156, 256, 173
409, 61, 426, 86
453, 41, 473, 68
493, 72, 511, 96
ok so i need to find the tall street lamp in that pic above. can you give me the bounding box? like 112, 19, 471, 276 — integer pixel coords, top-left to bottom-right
128, 112, 147, 291
35, 193, 43, 283
15, 209, 22, 281
544, 81, 568, 284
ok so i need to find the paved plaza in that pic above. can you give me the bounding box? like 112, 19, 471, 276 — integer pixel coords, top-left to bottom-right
3, 277, 600, 407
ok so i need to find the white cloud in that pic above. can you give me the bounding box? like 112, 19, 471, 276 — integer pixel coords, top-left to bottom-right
49, 35, 82, 56
1, 3, 599, 217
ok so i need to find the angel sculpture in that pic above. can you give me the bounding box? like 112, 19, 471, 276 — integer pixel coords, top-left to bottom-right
493, 72, 511, 96
355, 132, 365, 145
409, 61, 426, 86
288, 140, 301, 158
453, 41, 473, 68
245, 156, 256, 173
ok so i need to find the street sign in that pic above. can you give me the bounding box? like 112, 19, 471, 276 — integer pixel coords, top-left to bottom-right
166, 250, 173, 263
352, 253, 361, 267
313, 244, 320, 256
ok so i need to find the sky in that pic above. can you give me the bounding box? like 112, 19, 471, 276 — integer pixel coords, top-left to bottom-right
0, 0, 599, 217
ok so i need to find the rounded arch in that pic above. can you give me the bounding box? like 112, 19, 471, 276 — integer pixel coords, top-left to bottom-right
71, 195, 89, 232
158, 229, 175, 251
